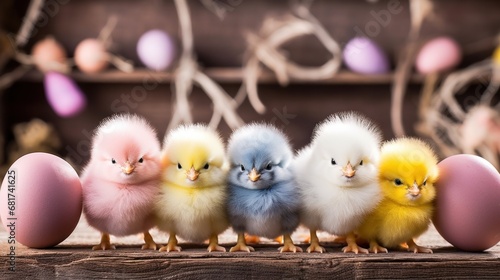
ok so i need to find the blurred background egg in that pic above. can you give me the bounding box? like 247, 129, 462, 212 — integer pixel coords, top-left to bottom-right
31, 37, 69, 73
343, 37, 390, 74
0, 153, 82, 248
44, 72, 87, 117
74, 38, 109, 73
136, 29, 176, 71
433, 154, 500, 251
415, 36, 462, 74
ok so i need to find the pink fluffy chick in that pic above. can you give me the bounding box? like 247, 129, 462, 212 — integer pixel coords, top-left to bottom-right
80, 114, 162, 250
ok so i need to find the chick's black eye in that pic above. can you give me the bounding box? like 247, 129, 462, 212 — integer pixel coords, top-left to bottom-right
177, 163, 182, 169
359, 160, 363, 166
138, 158, 144, 163
240, 164, 245, 171
203, 163, 210, 170
265, 163, 273, 170
423, 180, 427, 186
331, 158, 336, 165
394, 179, 403, 186
111, 158, 116, 164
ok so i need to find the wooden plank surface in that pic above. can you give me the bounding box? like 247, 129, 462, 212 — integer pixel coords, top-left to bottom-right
1, 219, 500, 279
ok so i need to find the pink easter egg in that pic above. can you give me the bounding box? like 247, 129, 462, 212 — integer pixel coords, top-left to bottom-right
415, 37, 462, 74
74, 38, 109, 73
31, 37, 67, 73
44, 72, 86, 117
0, 153, 82, 248
433, 154, 500, 251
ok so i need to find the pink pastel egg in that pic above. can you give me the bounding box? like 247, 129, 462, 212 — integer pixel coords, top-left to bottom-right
415, 37, 462, 74
343, 37, 390, 74
433, 154, 500, 251
74, 38, 109, 73
136, 29, 176, 71
31, 37, 67, 73
0, 153, 82, 248
44, 71, 86, 117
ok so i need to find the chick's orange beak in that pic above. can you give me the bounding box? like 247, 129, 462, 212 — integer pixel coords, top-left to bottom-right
249, 168, 261, 182
122, 162, 135, 175
342, 162, 356, 178
409, 182, 420, 197
187, 166, 200, 181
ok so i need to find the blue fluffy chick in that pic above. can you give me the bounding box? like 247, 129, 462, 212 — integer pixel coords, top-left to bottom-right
227, 123, 302, 253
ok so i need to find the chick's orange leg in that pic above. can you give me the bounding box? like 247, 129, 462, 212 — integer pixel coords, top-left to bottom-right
306, 229, 326, 253
92, 232, 116, 250
207, 234, 226, 252
406, 239, 433, 254
278, 234, 303, 253
159, 233, 182, 252
141, 231, 157, 250
230, 232, 255, 252
342, 232, 368, 254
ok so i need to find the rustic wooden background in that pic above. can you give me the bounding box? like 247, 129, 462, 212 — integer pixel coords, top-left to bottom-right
1, 1, 500, 278
1, 0, 499, 171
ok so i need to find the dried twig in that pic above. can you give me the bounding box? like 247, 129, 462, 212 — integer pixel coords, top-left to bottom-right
15, 0, 45, 47
1, 0, 46, 91
391, 0, 434, 137
98, 16, 134, 73
169, 0, 243, 131
0, 65, 31, 90
418, 58, 499, 169
240, 1, 342, 114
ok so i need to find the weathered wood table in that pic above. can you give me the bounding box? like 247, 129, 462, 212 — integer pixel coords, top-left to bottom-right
1, 219, 499, 279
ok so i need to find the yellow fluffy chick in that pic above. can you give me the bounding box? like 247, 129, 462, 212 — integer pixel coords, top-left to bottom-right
155, 124, 229, 252
356, 137, 439, 253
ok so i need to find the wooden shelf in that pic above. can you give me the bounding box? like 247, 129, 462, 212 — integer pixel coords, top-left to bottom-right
3, 241, 500, 279
20, 68, 427, 85
2, 221, 500, 279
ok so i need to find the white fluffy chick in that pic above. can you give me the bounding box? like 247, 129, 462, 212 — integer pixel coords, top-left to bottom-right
293, 112, 382, 253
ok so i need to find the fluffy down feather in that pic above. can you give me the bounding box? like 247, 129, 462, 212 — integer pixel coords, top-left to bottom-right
155, 124, 229, 252
293, 112, 382, 253
227, 124, 302, 252
81, 114, 161, 250
356, 137, 438, 253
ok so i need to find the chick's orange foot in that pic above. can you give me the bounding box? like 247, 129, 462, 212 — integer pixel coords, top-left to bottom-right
369, 242, 388, 254
306, 242, 326, 253
92, 233, 116, 250
230, 243, 255, 252
278, 234, 303, 253
207, 244, 226, 252
141, 242, 158, 250
407, 240, 433, 253
278, 244, 303, 253
159, 244, 182, 252
92, 243, 116, 251
342, 243, 368, 254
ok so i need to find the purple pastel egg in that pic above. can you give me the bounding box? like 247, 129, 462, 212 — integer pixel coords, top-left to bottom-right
137, 29, 176, 71
44, 72, 86, 117
343, 37, 390, 74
